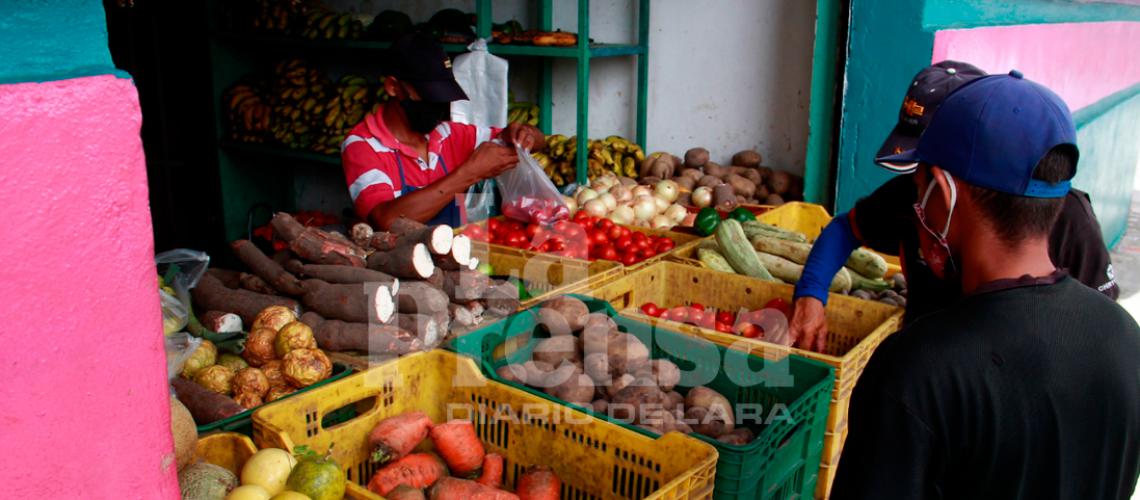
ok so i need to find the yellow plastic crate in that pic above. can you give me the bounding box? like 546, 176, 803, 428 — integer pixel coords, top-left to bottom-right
195, 432, 258, 476
582, 262, 903, 499
471, 242, 622, 309
252, 350, 718, 500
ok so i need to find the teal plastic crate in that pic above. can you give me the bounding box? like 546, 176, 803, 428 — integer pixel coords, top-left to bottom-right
195, 362, 352, 436
451, 295, 835, 500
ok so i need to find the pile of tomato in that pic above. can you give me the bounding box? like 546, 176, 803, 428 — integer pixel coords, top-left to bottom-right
461, 213, 677, 266
638, 298, 791, 339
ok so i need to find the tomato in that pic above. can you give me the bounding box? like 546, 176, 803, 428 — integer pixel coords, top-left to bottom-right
599, 246, 618, 261
638, 246, 657, 259
740, 324, 762, 338
690, 303, 705, 312
688, 309, 706, 325
602, 225, 620, 240
620, 253, 638, 266
525, 223, 541, 240
572, 211, 590, 223
668, 307, 690, 322
640, 302, 662, 317
763, 298, 791, 317
487, 218, 502, 234
590, 229, 608, 246
716, 311, 735, 324
655, 238, 676, 252
615, 236, 633, 251
631, 231, 648, 245
715, 321, 733, 333
701, 314, 716, 329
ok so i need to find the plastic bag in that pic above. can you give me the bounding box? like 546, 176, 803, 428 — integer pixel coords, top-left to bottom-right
451, 38, 509, 127
465, 178, 500, 223
165, 332, 203, 382
496, 146, 569, 225
156, 249, 210, 307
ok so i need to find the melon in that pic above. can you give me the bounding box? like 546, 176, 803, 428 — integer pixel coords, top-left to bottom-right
170, 397, 198, 471
225, 485, 271, 500
179, 462, 238, 499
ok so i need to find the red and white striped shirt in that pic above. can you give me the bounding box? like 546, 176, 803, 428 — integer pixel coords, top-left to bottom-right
341, 109, 501, 223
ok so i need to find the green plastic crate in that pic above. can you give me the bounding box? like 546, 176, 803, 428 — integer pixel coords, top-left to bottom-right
196, 362, 353, 436
451, 295, 835, 500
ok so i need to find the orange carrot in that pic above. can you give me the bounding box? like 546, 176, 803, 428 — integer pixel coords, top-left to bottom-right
429, 477, 519, 500
476, 453, 504, 488
368, 452, 448, 496
429, 420, 485, 476
369, 411, 434, 464
516, 467, 561, 500
388, 485, 427, 500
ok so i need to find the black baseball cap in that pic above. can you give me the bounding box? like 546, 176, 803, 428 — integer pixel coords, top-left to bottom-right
875, 60, 986, 173
388, 33, 468, 103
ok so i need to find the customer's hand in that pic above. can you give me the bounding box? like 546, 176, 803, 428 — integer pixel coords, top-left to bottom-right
464, 142, 518, 181
790, 297, 828, 353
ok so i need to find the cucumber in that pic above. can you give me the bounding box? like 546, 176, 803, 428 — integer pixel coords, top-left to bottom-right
755, 251, 852, 292
834, 267, 853, 293
847, 267, 892, 292
741, 221, 808, 243
715, 219, 776, 281
752, 236, 812, 264
697, 248, 736, 274
846, 248, 888, 279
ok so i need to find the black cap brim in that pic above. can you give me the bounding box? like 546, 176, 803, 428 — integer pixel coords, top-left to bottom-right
875, 124, 921, 173
409, 79, 469, 103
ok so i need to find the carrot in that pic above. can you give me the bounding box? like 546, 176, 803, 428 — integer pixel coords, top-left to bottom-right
475, 453, 504, 488
428, 477, 519, 500
368, 453, 448, 496
430, 420, 486, 476
388, 485, 427, 500
369, 411, 435, 464
516, 467, 561, 500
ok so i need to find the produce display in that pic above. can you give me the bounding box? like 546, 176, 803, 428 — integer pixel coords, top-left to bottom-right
224, 59, 387, 155
534, 135, 645, 186
240, 0, 365, 40
691, 218, 908, 305
494, 296, 756, 443
195, 445, 347, 500
461, 214, 677, 266
365, 411, 563, 498
666, 147, 805, 207
507, 96, 541, 127
639, 298, 791, 344
567, 173, 692, 230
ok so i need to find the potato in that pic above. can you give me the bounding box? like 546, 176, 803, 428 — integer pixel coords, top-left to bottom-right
607, 332, 650, 375
523, 360, 555, 386
592, 399, 609, 414
635, 360, 682, 392
685, 386, 735, 437
697, 175, 722, 188
582, 313, 616, 333
765, 193, 785, 206
537, 296, 590, 334
496, 364, 528, 385
684, 148, 710, 168
533, 336, 580, 367
670, 155, 684, 170
606, 373, 636, 399
768, 170, 792, 195
755, 184, 770, 201
680, 168, 704, 181
675, 175, 696, 191
731, 150, 762, 168
725, 173, 756, 199
703, 162, 731, 179
544, 365, 596, 406
643, 407, 693, 434
665, 390, 685, 412
740, 168, 763, 185
640, 176, 662, 185
716, 427, 756, 445
685, 406, 733, 438
610, 382, 668, 421
713, 183, 739, 210
582, 353, 612, 386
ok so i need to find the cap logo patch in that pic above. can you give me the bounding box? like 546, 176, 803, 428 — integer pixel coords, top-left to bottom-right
903, 97, 925, 118
443, 58, 452, 69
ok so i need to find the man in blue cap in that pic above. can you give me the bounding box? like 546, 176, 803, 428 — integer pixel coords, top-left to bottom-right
829, 71, 1140, 499
789, 61, 1118, 352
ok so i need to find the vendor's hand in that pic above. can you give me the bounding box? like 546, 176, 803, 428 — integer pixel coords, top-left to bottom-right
502, 122, 545, 151
465, 142, 518, 181
790, 297, 828, 353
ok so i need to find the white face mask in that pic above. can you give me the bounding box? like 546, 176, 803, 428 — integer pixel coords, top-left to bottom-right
913, 170, 958, 277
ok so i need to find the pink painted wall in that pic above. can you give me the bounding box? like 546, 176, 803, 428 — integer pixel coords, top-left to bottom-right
933, 21, 1140, 110
0, 75, 178, 498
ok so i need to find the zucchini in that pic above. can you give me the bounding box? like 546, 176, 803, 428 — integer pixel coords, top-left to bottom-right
741, 221, 808, 243
754, 251, 852, 292
834, 267, 853, 293
715, 219, 775, 281
752, 236, 812, 264
846, 248, 888, 279
848, 267, 892, 292
697, 248, 736, 274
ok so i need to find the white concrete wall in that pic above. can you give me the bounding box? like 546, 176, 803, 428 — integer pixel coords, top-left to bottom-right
329, 0, 817, 172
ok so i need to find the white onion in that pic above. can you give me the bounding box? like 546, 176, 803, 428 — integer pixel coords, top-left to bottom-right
593, 175, 616, 192
664, 203, 688, 223
611, 186, 633, 203
583, 199, 608, 217
633, 197, 657, 222
562, 195, 578, 215
692, 186, 713, 208
609, 205, 635, 225
599, 192, 617, 211
632, 185, 653, 198
650, 214, 673, 229
654, 180, 680, 202
576, 188, 599, 204
653, 196, 670, 213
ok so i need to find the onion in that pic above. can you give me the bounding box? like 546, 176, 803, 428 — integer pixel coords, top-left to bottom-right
654, 180, 680, 202
576, 188, 599, 204
692, 186, 713, 208
665, 203, 688, 223
593, 175, 616, 192
650, 214, 673, 229
563, 195, 578, 215
609, 205, 635, 225
653, 196, 670, 214
599, 192, 617, 211
583, 199, 608, 217
632, 185, 653, 198
611, 186, 633, 203
633, 197, 657, 222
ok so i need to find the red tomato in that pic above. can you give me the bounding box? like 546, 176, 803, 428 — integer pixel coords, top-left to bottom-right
655, 238, 676, 252
600, 246, 618, 261
488, 218, 502, 235
605, 225, 622, 240
590, 230, 608, 246
688, 309, 705, 325
638, 247, 657, 259
536, 241, 551, 252
716, 311, 735, 324
615, 236, 633, 251
701, 314, 716, 329
596, 218, 614, 231
631, 231, 649, 244
668, 307, 690, 322
764, 298, 791, 318
525, 223, 541, 240
690, 303, 706, 311
715, 321, 733, 333
640, 302, 662, 317
572, 211, 590, 223
740, 324, 763, 339
619, 227, 632, 238
620, 253, 638, 266
632, 239, 651, 252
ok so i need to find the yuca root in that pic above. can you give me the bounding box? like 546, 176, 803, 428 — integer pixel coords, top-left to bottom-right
172, 377, 245, 424
301, 312, 424, 354
368, 243, 436, 279
199, 311, 243, 333
434, 234, 472, 271
483, 280, 521, 317
205, 268, 242, 289
238, 272, 277, 295
300, 279, 396, 324
448, 302, 479, 327
396, 314, 444, 347
192, 274, 299, 326
395, 281, 450, 316
442, 270, 491, 302
389, 217, 454, 256
230, 239, 305, 296
271, 213, 368, 267
286, 260, 399, 288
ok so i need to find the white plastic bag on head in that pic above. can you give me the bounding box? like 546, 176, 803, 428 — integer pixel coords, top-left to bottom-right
451, 38, 508, 127
496, 146, 569, 225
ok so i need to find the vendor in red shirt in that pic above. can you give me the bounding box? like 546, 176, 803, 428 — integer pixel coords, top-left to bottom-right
341, 33, 544, 229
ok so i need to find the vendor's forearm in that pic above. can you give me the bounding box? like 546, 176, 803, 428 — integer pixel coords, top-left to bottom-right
794, 212, 862, 304
367, 168, 479, 229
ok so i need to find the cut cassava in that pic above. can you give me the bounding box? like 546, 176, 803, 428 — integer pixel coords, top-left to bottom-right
300, 279, 396, 324
286, 260, 400, 288
447, 302, 479, 328
192, 274, 300, 326
433, 234, 472, 271
395, 281, 450, 315
396, 314, 444, 347
441, 270, 491, 302
300, 312, 424, 355
368, 243, 436, 280
199, 311, 243, 333
230, 239, 305, 295
483, 281, 521, 316
389, 217, 454, 256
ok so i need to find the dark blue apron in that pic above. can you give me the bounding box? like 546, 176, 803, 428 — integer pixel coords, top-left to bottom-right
395, 154, 462, 227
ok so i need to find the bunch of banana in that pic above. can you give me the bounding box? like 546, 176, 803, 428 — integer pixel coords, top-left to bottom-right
596, 135, 644, 178
224, 83, 272, 144
507, 101, 540, 126
299, 9, 364, 40
540, 134, 578, 187
308, 74, 380, 155
537, 134, 644, 185
249, 0, 301, 33
266, 59, 331, 151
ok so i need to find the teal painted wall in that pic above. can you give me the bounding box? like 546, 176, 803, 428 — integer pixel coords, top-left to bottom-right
0, 0, 123, 83
1072, 84, 1140, 248
923, 0, 1140, 29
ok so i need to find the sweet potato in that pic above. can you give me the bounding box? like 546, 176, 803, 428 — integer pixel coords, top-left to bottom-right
683, 147, 709, 168
533, 336, 580, 367
301, 279, 396, 324
192, 274, 300, 326
286, 260, 400, 287
172, 377, 244, 425
396, 282, 450, 316
536, 296, 589, 336
732, 150, 762, 168
697, 175, 722, 188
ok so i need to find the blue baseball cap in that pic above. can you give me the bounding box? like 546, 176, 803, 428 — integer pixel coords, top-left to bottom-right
878, 70, 1078, 198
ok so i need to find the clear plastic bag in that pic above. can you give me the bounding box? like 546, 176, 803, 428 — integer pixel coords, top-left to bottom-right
465, 178, 500, 223
496, 146, 569, 225
451, 38, 509, 127
165, 332, 203, 382
156, 249, 210, 306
